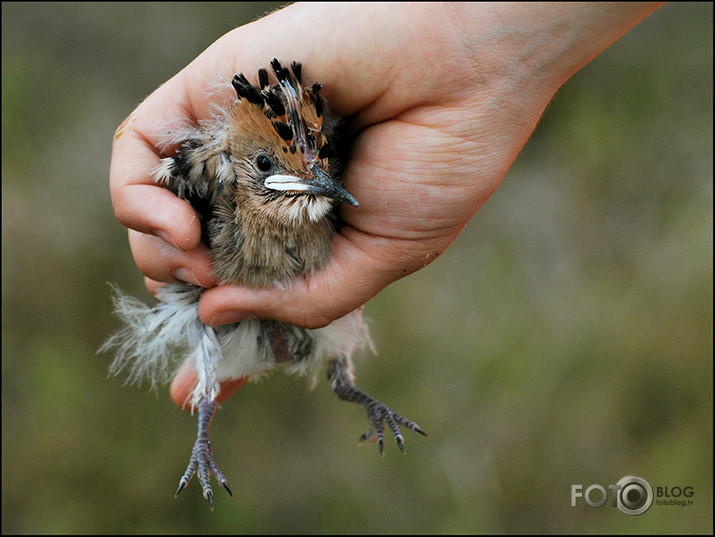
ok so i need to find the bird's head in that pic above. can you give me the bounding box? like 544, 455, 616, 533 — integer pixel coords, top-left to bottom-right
153, 60, 356, 286
223, 59, 357, 226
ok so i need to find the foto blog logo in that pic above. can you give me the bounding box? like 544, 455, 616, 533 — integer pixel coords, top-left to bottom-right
571, 475, 695, 515
571, 475, 654, 516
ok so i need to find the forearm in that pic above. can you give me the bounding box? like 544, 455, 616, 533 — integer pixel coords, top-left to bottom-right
452, 3, 664, 97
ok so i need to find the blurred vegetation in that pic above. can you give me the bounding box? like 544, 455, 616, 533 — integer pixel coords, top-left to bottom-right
2, 2, 712, 534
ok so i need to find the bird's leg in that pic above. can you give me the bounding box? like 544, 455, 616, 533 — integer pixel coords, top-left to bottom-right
175, 325, 232, 510
328, 356, 427, 455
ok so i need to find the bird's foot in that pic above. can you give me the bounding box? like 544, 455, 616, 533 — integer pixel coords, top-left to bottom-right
335, 384, 427, 455
175, 397, 232, 510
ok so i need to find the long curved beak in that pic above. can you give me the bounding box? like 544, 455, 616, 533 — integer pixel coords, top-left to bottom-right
264, 165, 359, 207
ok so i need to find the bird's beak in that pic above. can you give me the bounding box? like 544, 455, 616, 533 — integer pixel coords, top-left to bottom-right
264, 165, 359, 207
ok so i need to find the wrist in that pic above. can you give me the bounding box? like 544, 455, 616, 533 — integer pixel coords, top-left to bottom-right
423, 2, 665, 181
447, 3, 664, 104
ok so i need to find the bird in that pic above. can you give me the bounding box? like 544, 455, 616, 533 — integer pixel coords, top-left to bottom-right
101, 59, 427, 510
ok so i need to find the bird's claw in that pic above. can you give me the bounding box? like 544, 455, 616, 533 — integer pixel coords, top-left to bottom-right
357, 399, 428, 455
175, 434, 232, 510
175, 396, 232, 510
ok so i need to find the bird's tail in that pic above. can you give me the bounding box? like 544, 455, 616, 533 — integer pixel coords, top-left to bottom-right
99, 283, 204, 389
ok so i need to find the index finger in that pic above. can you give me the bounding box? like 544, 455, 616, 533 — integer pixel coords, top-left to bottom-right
109, 96, 202, 251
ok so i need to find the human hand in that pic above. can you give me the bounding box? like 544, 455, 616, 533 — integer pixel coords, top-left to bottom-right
108, 3, 661, 408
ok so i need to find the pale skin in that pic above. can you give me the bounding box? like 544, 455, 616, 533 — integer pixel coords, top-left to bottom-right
109, 2, 663, 407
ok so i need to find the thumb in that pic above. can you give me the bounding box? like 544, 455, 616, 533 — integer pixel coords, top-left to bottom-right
197, 231, 394, 329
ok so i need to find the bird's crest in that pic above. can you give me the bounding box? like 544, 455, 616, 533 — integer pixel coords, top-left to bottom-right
230, 59, 329, 170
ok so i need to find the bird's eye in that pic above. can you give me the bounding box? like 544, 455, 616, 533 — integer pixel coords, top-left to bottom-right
256, 155, 273, 172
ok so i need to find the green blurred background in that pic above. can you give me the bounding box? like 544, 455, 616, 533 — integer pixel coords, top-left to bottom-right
2, 2, 712, 533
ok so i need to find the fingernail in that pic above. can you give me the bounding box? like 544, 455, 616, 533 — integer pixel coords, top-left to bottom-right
153, 229, 179, 249
208, 310, 255, 326
173, 267, 203, 287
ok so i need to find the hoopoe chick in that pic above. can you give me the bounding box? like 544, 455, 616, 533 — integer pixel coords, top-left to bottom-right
101, 59, 426, 510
